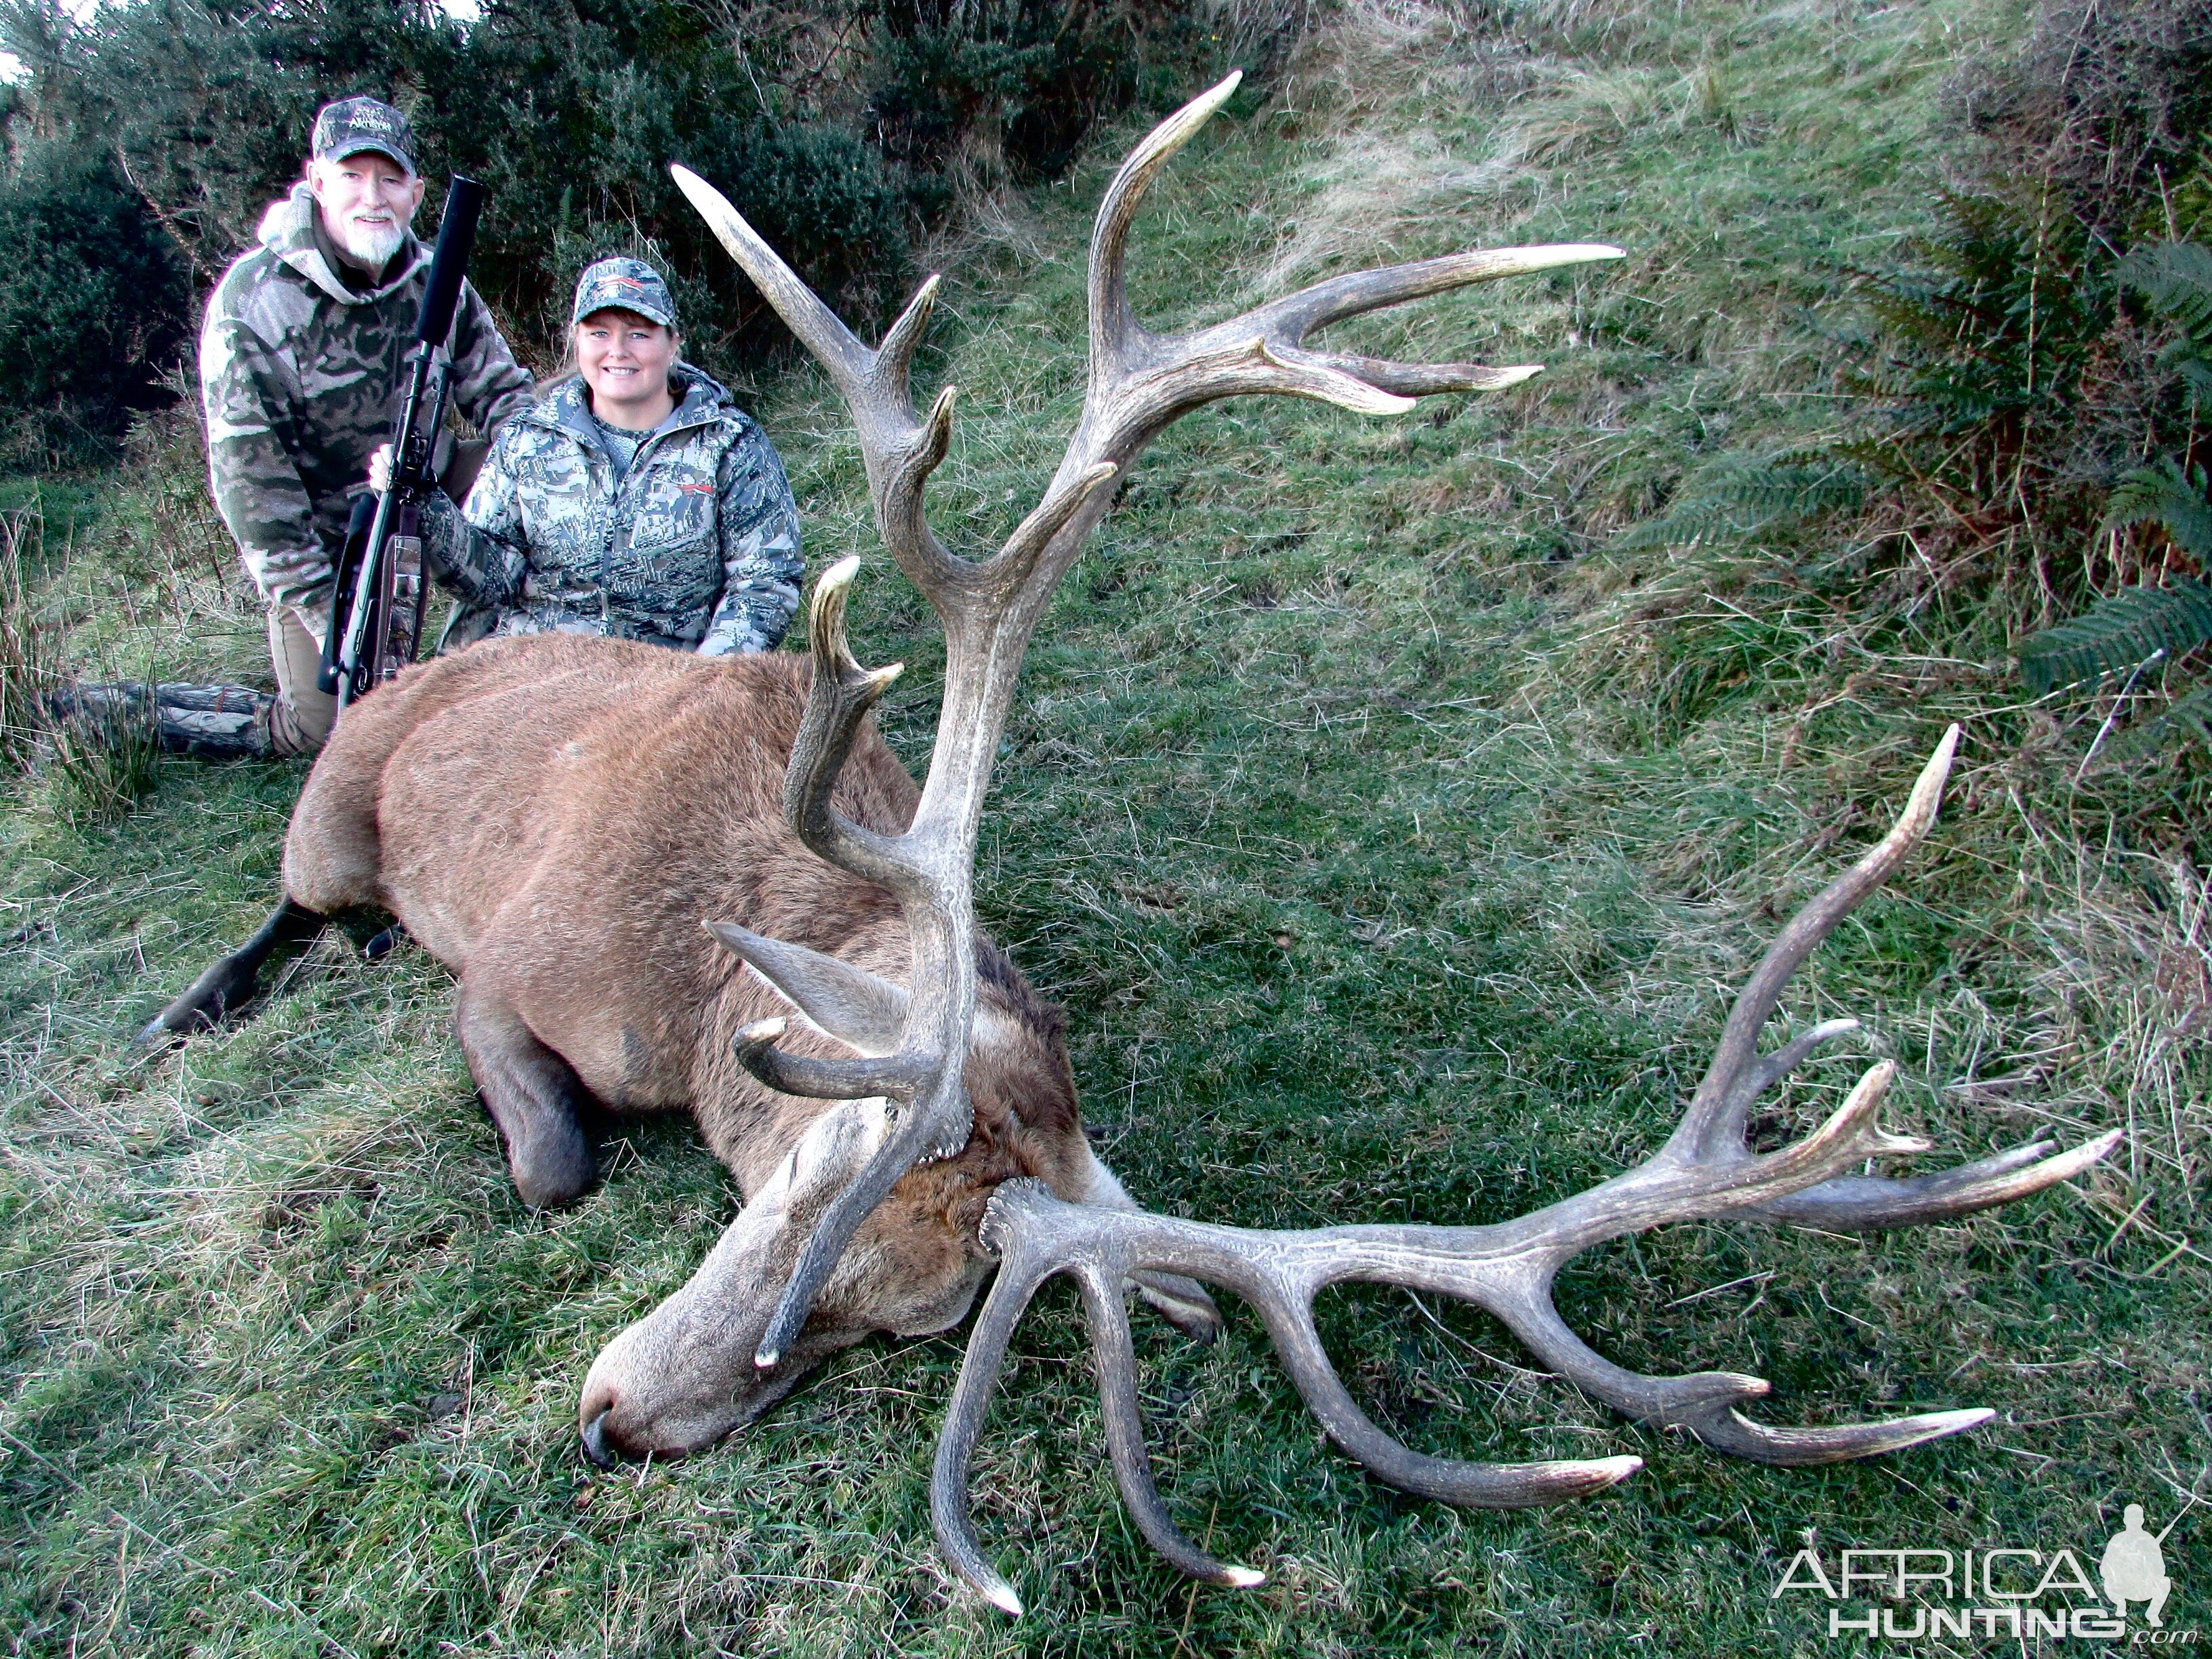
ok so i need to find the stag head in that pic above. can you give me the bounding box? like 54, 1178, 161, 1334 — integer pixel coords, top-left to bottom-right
657, 74, 2117, 1613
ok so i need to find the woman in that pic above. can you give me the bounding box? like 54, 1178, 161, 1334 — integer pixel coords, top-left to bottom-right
376, 258, 802, 657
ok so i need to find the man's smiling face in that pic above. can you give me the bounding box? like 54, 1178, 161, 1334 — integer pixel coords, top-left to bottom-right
308, 152, 425, 272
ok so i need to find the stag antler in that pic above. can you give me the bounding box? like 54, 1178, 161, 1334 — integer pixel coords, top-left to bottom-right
930, 728, 2123, 1612
671, 70, 1623, 1367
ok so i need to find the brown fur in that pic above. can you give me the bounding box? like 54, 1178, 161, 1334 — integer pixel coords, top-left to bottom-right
284, 634, 1095, 1346
258, 632, 1216, 1458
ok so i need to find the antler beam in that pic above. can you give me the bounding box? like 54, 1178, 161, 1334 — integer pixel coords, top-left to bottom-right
930, 729, 2121, 1614
670, 70, 1623, 1368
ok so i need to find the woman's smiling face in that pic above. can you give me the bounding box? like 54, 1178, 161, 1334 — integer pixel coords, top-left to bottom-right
576, 308, 679, 429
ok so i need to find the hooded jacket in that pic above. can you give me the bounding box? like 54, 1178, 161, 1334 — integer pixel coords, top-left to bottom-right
416, 367, 803, 657
199, 182, 534, 613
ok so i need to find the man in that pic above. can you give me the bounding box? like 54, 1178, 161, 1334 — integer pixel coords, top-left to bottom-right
64, 97, 533, 758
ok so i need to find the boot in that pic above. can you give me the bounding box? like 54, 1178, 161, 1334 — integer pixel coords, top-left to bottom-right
43, 681, 274, 761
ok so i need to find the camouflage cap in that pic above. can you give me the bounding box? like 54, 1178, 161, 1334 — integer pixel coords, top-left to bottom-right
312, 96, 418, 176
572, 258, 678, 329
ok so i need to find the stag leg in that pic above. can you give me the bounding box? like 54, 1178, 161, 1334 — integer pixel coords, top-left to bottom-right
136, 897, 326, 1046
453, 977, 596, 1210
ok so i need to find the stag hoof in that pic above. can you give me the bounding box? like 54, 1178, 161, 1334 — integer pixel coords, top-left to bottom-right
134, 899, 326, 1049
508, 1130, 596, 1211
134, 952, 261, 1046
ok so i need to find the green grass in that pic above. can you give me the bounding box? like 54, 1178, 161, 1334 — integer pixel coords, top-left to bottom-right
4, 0, 2209, 1652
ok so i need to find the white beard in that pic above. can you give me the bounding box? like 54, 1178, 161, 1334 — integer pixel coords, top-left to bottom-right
338, 216, 406, 270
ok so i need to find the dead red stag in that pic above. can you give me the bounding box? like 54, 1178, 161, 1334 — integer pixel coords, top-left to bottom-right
146, 71, 2116, 1614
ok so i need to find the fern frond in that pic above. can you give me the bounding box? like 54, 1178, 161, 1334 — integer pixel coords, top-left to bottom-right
1615, 457, 1866, 550
2169, 353, 2212, 403
2103, 684, 2212, 762
2120, 240, 2212, 340
2018, 576, 2212, 693
2105, 459, 2212, 558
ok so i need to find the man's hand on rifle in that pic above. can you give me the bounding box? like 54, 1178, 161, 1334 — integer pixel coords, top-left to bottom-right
367, 443, 395, 496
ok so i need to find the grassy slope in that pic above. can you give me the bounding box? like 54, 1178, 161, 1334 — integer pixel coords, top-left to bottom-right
4, 0, 2207, 1652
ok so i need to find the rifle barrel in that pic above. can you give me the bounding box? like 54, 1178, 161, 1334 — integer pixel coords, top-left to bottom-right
333, 173, 486, 713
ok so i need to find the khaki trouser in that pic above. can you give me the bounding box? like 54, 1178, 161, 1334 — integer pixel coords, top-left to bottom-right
266, 601, 336, 758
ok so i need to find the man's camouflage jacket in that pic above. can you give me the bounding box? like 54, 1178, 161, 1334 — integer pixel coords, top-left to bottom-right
200, 182, 535, 615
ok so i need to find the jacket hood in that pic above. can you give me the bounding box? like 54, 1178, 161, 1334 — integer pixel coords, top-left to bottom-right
255, 182, 424, 306
536, 363, 738, 443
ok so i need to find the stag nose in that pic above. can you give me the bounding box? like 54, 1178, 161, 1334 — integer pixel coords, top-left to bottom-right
580, 1406, 620, 1469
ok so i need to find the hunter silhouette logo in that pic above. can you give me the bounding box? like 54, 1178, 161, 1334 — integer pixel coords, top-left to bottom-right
1774, 1496, 2196, 1642
2104, 1504, 2175, 1626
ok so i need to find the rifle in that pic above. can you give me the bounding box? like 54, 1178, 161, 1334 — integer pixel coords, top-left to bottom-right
319, 175, 488, 710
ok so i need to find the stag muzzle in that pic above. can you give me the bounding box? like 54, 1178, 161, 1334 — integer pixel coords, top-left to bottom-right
577, 1098, 897, 1465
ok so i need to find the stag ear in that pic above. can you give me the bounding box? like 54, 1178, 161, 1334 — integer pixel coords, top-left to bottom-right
708, 921, 910, 1057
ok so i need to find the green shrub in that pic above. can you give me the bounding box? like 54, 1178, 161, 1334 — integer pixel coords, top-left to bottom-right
0, 0, 1263, 445
0, 141, 190, 464
2019, 571, 2212, 693
1847, 189, 2116, 525
2012, 242, 2211, 754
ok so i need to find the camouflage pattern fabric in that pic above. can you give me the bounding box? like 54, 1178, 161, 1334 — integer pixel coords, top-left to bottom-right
417, 368, 802, 656
571, 257, 676, 327
201, 183, 535, 614
312, 96, 418, 173
44, 682, 274, 760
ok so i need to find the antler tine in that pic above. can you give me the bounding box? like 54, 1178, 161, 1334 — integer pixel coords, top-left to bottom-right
1068, 75, 1624, 462
673, 167, 971, 595
671, 164, 872, 390
1307, 354, 1546, 398
779, 557, 914, 894
1250, 1275, 1648, 1507
932, 1203, 1059, 1617
1088, 70, 1248, 376
1072, 1263, 1266, 1588
876, 274, 941, 405
1249, 243, 1629, 346
1666, 725, 1961, 1167
1498, 1279, 2001, 1467
733, 1017, 920, 1101
1746, 1126, 2124, 1231
924, 750, 2117, 1608
1722, 1017, 1861, 1122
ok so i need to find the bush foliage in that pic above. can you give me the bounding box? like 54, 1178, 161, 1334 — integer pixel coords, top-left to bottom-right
0, 0, 1256, 455
0, 98, 190, 464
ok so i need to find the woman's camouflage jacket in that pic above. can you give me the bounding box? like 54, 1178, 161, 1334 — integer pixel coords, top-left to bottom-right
419, 367, 802, 655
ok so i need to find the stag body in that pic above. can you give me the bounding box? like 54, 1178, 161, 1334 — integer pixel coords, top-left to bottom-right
186, 628, 1208, 1446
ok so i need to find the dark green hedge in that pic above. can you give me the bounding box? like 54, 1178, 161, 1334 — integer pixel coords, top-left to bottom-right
0, 116, 190, 463
0, 0, 1261, 462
